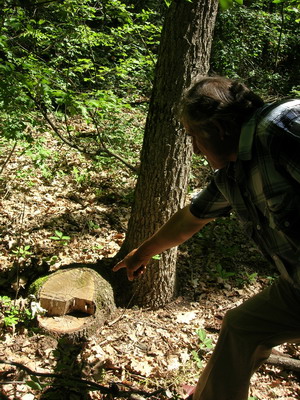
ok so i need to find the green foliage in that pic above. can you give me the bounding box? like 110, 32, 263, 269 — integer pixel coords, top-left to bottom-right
25, 142, 59, 180
191, 349, 203, 369
196, 328, 213, 351
72, 166, 91, 186
88, 220, 100, 230
219, 0, 243, 10
28, 276, 49, 296
25, 141, 55, 167
50, 230, 71, 246
42, 255, 59, 266
214, 263, 236, 281
0, 0, 159, 168
239, 272, 258, 285
165, 0, 242, 9
211, 0, 300, 97
1, 0, 297, 172
12, 245, 32, 259
192, 328, 213, 369
1, 0, 160, 101
26, 375, 47, 391
0, 296, 34, 328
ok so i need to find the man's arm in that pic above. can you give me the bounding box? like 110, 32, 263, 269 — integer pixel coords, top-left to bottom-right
113, 205, 214, 281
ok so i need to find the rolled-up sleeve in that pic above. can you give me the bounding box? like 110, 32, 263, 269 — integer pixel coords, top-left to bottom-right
190, 178, 232, 219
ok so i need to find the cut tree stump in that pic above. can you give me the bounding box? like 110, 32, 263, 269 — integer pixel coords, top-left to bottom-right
33, 267, 116, 339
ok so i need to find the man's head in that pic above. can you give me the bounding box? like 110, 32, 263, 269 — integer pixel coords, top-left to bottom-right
180, 76, 264, 169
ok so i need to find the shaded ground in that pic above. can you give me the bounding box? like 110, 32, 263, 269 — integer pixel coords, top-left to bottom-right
0, 130, 299, 399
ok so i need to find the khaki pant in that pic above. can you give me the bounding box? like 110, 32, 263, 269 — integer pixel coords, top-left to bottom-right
193, 277, 300, 400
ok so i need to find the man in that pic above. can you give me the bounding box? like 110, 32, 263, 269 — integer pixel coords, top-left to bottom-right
113, 76, 300, 400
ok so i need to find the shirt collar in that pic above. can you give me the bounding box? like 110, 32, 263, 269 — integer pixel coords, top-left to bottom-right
238, 113, 257, 161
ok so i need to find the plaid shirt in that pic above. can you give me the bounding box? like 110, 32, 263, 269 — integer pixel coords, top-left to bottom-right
190, 99, 300, 286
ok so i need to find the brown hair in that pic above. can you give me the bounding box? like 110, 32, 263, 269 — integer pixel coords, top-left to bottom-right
180, 76, 264, 139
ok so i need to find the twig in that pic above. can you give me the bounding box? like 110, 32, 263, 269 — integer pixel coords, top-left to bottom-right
107, 313, 127, 327
0, 359, 166, 398
0, 141, 17, 176
88, 110, 139, 173
10, 0, 64, 8
28, 90, 139, 173
38, 106, 86, 153
99, 139, 139, 173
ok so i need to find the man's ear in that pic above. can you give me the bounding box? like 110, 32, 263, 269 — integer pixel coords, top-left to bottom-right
213, 120, 227, 141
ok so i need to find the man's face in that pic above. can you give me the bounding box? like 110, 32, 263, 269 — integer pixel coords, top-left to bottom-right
184, 122, 234, 170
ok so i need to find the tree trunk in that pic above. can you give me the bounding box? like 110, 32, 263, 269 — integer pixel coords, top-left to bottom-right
118, 0, 219, 308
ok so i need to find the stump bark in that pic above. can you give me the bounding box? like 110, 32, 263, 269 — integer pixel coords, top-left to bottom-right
33, 268, 116, 339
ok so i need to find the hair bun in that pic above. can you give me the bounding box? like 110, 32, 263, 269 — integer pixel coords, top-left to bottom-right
229, 81, 264, 111
180, 76, 264, 127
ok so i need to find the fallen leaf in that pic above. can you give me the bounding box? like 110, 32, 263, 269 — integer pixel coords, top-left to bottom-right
176, 311, 197, 324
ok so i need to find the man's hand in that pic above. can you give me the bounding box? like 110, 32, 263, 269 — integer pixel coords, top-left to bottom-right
112, 207, 212, 281
113, 249, 150, 281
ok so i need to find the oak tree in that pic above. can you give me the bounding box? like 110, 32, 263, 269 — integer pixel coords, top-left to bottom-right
117, 0, 219, 308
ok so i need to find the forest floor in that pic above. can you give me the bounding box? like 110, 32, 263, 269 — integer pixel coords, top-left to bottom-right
0, 125, 300, 400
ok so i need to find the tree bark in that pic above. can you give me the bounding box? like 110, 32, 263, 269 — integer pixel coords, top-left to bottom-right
117, 0, 219, 308
267, 353, 300, 373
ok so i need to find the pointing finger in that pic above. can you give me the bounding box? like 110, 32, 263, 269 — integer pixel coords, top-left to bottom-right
112, 260, 125, 272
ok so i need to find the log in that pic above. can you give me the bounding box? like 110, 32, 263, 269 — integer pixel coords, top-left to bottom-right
267, 353, 300, 373
32, 267, 116, 339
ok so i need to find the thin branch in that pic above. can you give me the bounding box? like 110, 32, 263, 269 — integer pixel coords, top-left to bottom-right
25, 89, 139, 173
99, 140, 139, 173
0, 358, 111, 393
88, 110, 139, 173
5, 43, 138, 173
0, 359, 165, 398
274, 2, 285, 71
37, 105, 85, 153
0, 141, 17, 176
10, 0, 64, 8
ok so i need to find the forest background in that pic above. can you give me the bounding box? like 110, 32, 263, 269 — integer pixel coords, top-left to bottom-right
0, 0, 300, 399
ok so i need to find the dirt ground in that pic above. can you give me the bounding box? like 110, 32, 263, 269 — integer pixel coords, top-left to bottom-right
0, 132, 299, 400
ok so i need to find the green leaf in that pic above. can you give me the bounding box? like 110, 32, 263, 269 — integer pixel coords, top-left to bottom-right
219, 0, 233, 9
196, 328, 207, 341
219, 0, 243, 9
191, 350, 203, 369
26, 378, 43, 391
4, 316, 18, 327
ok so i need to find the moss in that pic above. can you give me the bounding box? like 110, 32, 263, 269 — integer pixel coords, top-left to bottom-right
28, 275, 49, 295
